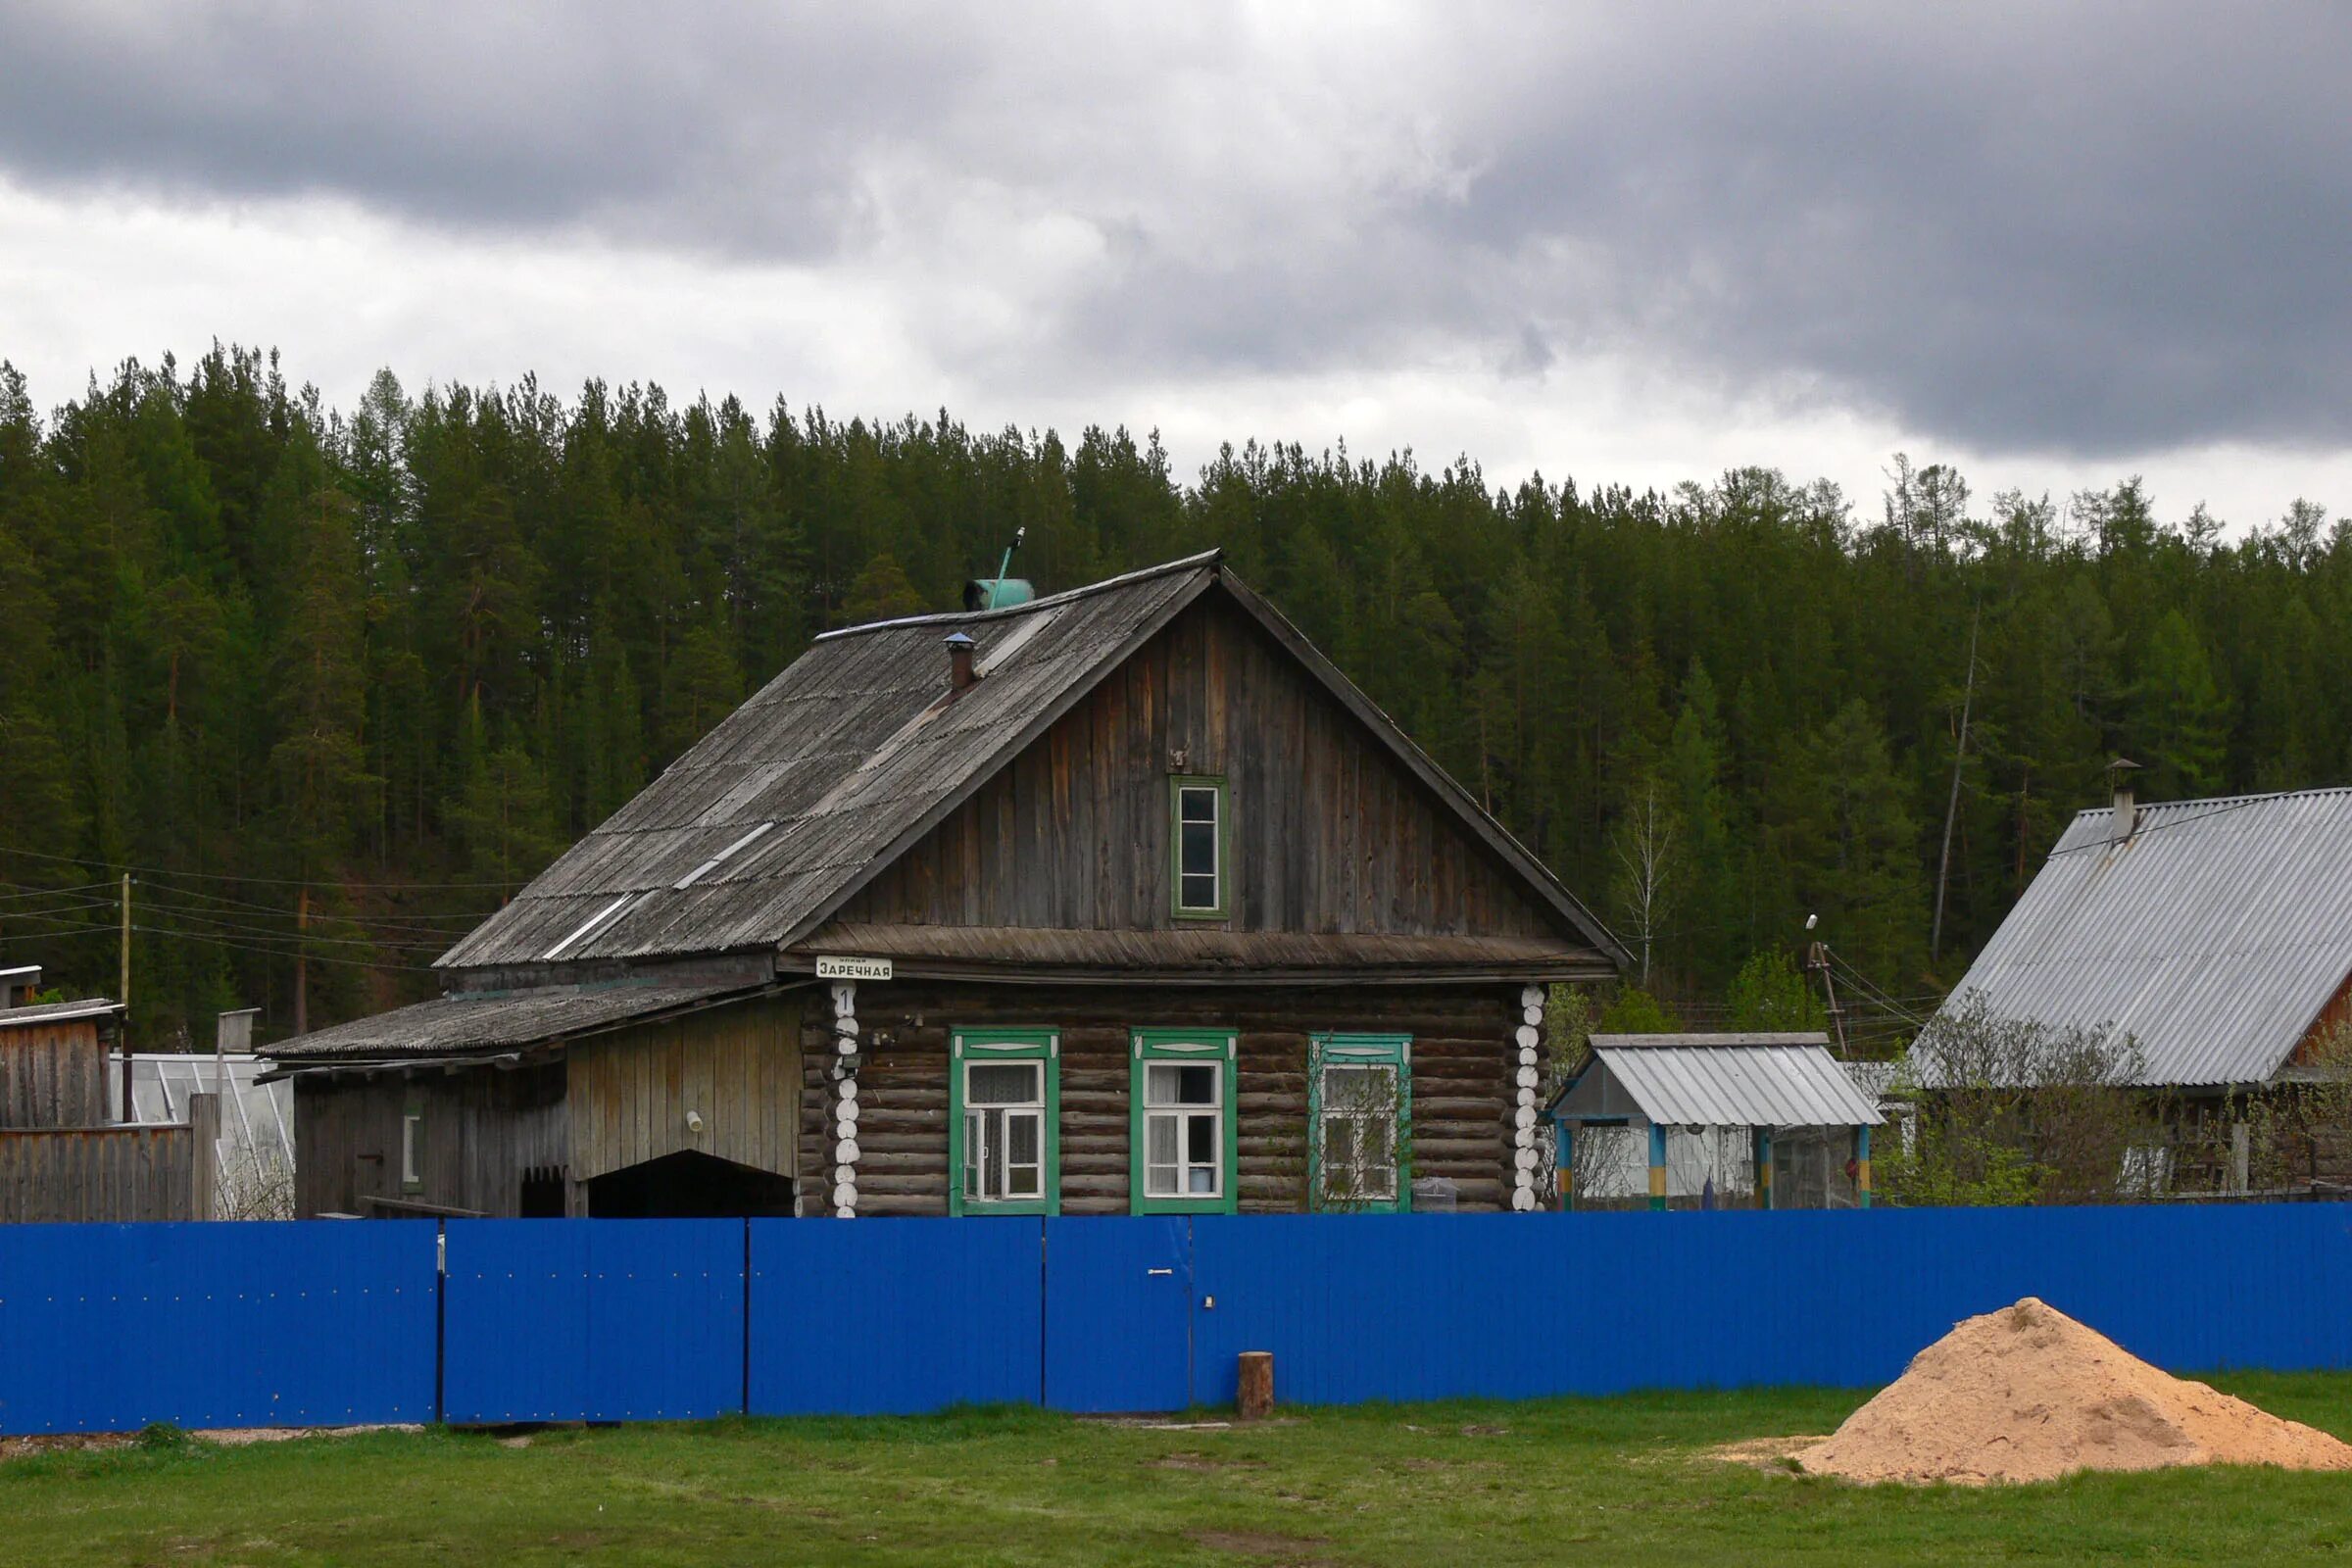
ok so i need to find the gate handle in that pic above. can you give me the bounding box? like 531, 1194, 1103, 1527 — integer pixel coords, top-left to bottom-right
1147, 1267, 1174, 1276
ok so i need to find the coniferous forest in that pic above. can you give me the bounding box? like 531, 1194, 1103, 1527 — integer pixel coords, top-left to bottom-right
2, 346, 2348, 1050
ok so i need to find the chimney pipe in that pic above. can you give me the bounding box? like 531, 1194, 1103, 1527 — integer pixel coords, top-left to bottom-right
2106, 758, 2141, 846
945, 631, 978, 693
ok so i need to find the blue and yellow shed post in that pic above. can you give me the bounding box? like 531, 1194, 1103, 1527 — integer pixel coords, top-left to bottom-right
1856, 1124, 1873, 1208
1752, 1127, 1773, 1209
1646, 1122, 1668, 1211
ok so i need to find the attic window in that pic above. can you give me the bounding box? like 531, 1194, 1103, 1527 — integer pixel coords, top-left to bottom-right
1170, 776, 1228, 919
675, 821, 776, 890
544, 893, 639, 960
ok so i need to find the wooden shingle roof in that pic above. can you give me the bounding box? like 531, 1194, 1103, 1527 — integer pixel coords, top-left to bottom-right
436, 551, 1625, 974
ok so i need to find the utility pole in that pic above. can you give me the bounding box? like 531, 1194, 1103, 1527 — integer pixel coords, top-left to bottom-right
294, 884, 310, 1039
1807, 941, 1850, 1058
1931, 607, 1980, 961
118, 872, 131, 1014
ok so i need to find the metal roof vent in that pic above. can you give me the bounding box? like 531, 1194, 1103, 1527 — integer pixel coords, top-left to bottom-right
945, 631, 979, 692
2107, 758, 2141, 846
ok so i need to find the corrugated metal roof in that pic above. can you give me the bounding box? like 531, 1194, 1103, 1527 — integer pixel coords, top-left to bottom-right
1935, 788, 2352, 1086
1557, 1034, 1883, 1128
268, 981, 763, 1060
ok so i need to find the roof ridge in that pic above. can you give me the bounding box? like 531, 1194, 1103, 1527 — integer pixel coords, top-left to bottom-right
813, 549, 1222, 641
2080, 784, 2352, 817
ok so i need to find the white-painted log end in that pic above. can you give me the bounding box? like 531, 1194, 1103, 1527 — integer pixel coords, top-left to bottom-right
1514, 1065, 1539, 1090
836, 1037, 858, 1055
1514, 1024, 1540, 1051
836, 1099, 860, 1127
1513, 1105, 1536, 1132
1521, 1004, 1544, 1027
833, 1162, 855, 1185
834, 1137, 861, 1165
1519, 984, 1544, 1008
1515, 1086, 1537, 1109
1513, 1147, 1539, 1171
1510, 1188, 1537, 1211
836, 1077, 858, 1102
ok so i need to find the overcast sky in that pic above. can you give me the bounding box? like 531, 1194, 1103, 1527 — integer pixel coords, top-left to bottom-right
3, 3, 2348, 529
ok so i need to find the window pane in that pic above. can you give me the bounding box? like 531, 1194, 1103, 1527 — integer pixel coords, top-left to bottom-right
1146, 1064, 1179, 1106
1148, 1112, 1177, 1163
1186, 1111, 1217, 1163
983, 1109, 1007, 1197
961, 1110, 983, 1198
1360, 1114, 1393, 1170
1187, 1165, 1216, 1195
1148, 1163, 1179, 1195
1006, 1111, 1040, 1166
968, 1061, 1040, 1105
1176, 1064, 1217, 1104
1180, 820, 1217, 876
1325, 1064, 1392, 1112
1179, 871, 1219, 909
1325, 1115, 1358, 1171
1179, 786, 1217, 824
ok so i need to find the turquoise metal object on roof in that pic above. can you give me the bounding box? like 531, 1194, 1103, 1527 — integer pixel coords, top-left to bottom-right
961, 577, 1035, 611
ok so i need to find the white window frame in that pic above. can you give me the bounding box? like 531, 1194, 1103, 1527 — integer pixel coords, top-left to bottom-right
960, 1058, 1048, 1205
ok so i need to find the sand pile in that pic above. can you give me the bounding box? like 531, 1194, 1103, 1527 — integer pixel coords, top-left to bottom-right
1795, 1298, 2352, 1485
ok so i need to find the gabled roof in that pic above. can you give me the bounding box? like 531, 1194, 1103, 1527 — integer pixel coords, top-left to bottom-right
1548, 1033, 1883, 1128
1936, 788, 2352, 1086
437, 552, 1625, 973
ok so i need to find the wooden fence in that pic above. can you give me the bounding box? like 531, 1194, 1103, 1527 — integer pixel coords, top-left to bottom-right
0, 1095, 219, 1222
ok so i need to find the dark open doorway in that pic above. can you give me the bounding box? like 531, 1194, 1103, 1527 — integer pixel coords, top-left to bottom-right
586, 1150, 798, 1218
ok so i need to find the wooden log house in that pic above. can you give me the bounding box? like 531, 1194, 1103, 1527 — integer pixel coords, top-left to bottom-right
269, 553, 1626, 1219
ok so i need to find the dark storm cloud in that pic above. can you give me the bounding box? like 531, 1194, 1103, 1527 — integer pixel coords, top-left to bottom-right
3, 3, 2346, 456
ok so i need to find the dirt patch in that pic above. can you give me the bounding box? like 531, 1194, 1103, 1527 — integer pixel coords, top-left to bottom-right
1795, 1297, 2352, 1486
1187, 1528, 1333, 1559
197, 1424, 422, 1447
1706, 1435, 1829, 1471
0, 1433, 134, 1463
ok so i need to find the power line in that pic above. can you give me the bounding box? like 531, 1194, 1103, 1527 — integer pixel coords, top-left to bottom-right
0, 842, 528, 891
128, 923, 441, 973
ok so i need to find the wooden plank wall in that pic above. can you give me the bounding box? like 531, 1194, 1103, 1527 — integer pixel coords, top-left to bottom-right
0, 1017, 113, 1129
566, 996, 804, 1184
835, 595, 1562, 941
807, 981, 1515, 1216
0, 1123, 199, 1221
293, 1064, 566, 1218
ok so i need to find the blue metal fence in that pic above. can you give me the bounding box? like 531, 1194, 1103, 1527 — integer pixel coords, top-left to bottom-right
442, 1219, 745, 1424
748, 1217, 1041, 1415
3, 1204, 2350, 1434
0, 1221, 436, 1435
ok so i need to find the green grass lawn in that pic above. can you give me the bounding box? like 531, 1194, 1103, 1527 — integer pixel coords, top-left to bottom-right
5, 1373, 2350, 1565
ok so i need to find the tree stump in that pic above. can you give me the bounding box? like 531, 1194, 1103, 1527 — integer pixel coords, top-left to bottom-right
1237, 1351, 1275, 1421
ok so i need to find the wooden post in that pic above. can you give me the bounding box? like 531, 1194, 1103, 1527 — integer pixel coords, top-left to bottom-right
118, 873, 131, 1023
1754, 1128, 1773, 1210
1647, 1122, 1668, 1212
1556, 1120, 1575, 1212
1855, 1125, 1873, 1208
189, 1091, 221, 1221
1237, 1351, 1274, 1420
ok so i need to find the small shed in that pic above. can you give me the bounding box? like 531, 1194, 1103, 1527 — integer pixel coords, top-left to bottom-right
1545, 1033, 1884, 1210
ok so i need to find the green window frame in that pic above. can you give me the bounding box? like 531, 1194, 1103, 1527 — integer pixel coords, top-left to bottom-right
1129, 1028, 1238, 1214
1308, 1034, 1412, 1213
948, 1028, 1060, 1216
1169, 775, 1230, 920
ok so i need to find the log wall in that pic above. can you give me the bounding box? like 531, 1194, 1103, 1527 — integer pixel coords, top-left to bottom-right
804, 980, 1516, 1216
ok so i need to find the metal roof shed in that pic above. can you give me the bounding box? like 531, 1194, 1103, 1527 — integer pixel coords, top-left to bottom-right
1545, 1034, 1884, 1211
